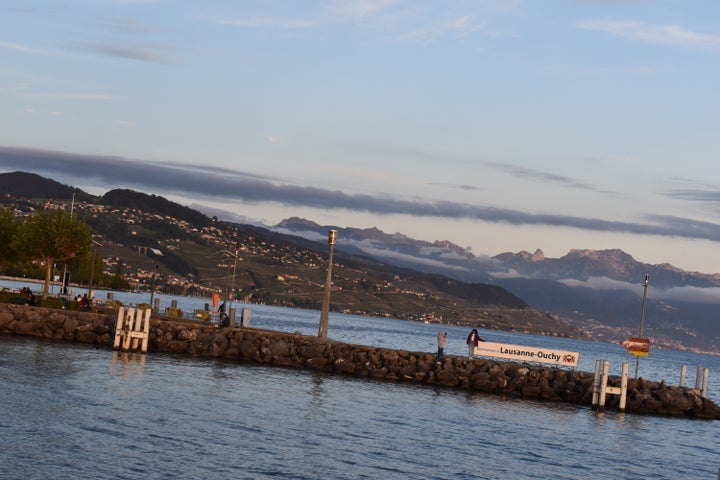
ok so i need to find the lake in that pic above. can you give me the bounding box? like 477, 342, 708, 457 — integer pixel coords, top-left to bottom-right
1, 280, 719, 479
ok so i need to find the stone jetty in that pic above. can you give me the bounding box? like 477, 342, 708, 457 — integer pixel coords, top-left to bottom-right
1, 303, 718, 419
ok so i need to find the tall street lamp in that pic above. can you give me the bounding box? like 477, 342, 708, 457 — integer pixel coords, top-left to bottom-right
87, 240, 103, 301
223, 248, 240, 312
635, 273, 650, 378
149, 263, 159, 310
62, 192, 76, 296
318, 229, 337, 339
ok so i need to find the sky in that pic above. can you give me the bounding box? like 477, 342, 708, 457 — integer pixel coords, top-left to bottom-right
1, 0, 720, 275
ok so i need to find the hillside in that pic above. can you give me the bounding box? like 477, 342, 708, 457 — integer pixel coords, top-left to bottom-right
0, 170, 95, 202
0, 172, 581, 338
275, 219, 720, 353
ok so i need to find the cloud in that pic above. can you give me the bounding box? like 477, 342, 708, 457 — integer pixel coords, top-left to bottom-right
356, 240, 471, 272
273, 227, 472, 273
85, 43, 176, 64
575, 1, 637, 4
559, 276, 720, 304
428, 182, 482, 192
23, 108, 64, 116
487, 268, 524, 279
660, 285, 720, 305
328, 0, 404, 19
211, 1, 404, 30
667, 188, 720, 204
559, 276, 639, 291
0, 41, 48, 55
212, 1, 514, 43
212, 16, 319, 29
485, 162, 606, 192
20, 92, 122, 100
574, 18, 720, 53
397, 15, 488, 43
105, 16, 154, 33
3, 146, 720, 242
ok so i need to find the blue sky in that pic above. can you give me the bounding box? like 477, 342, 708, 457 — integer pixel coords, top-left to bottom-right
1, 0, 720, 274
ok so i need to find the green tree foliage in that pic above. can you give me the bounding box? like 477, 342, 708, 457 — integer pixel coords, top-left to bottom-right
69, 250, 105, 289
0, 205, 17, 262
107, 257, 130, 290
14, 209, 93, 299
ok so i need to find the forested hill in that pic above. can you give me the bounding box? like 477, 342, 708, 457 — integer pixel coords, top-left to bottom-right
101, 189, 211, 228
0, 171, 94, 201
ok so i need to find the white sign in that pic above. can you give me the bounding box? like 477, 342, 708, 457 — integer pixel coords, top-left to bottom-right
473, 341, 579, 368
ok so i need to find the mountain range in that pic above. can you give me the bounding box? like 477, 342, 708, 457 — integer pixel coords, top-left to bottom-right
1, 171, 718, 353
273, 218, 720, 353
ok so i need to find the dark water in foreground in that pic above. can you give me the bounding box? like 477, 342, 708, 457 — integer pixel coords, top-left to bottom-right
2, 339, 720, 476
1, 336, 718, 480
1, 281, 719, 479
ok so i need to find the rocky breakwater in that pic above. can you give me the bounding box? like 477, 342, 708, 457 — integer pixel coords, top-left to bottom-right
1, 304, 719, 419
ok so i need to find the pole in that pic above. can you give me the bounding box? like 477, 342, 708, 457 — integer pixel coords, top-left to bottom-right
222, 248, 240, 312
62, 193, 75, 296
230, 247, 238, 311
223, 258, 231, 305
318, 230, 337, 339
87, 240, 103, 301
149, 263, 158, 311
87, 254, 95, 299
635, 273, 650, 379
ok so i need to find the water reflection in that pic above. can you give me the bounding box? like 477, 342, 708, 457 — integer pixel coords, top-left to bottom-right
109, 351, 146, 376
308, 371, 326, 411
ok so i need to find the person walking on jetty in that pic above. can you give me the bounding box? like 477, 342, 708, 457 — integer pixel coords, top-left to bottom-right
437, 331, 447, 364
466, 329, 484, 357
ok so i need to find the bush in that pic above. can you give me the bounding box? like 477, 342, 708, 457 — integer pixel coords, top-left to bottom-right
165, 306, 183, 317
39, 298, 65, 309
107, 300, 124, 309
0, 292, 28, 305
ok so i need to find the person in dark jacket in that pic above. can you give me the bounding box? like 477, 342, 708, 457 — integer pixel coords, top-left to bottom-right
466, 329, 484, 357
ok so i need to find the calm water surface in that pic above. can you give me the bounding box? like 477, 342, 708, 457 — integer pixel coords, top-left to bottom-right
1, 281, 719, 479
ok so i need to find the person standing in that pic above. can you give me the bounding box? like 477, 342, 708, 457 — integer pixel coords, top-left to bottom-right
437, 331, 447, 364
466, 329, 484, 357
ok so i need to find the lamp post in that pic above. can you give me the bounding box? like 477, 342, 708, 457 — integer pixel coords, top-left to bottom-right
87, 255, 95, 298
62, 192, 75, 296
223, 248, 240, 311
87, 240, 103, 301
149, 263, 159, 311
635, 273, 650, 378
318, 229, 337, 339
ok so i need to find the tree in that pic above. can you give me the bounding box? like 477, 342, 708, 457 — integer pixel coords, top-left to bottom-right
0, 205, 18, 263
15, 209, 93, 299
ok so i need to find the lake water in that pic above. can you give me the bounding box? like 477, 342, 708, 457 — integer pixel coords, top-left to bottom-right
1, 280, 719, 479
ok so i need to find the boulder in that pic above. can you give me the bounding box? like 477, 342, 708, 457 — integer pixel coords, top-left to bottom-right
0, 312, 15, 329
436, 368, 460, 387
335, 358, 356, 374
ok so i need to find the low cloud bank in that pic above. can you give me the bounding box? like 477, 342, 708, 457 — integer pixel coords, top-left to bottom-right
559, 276, 720, 305
3, 146, 720, 242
